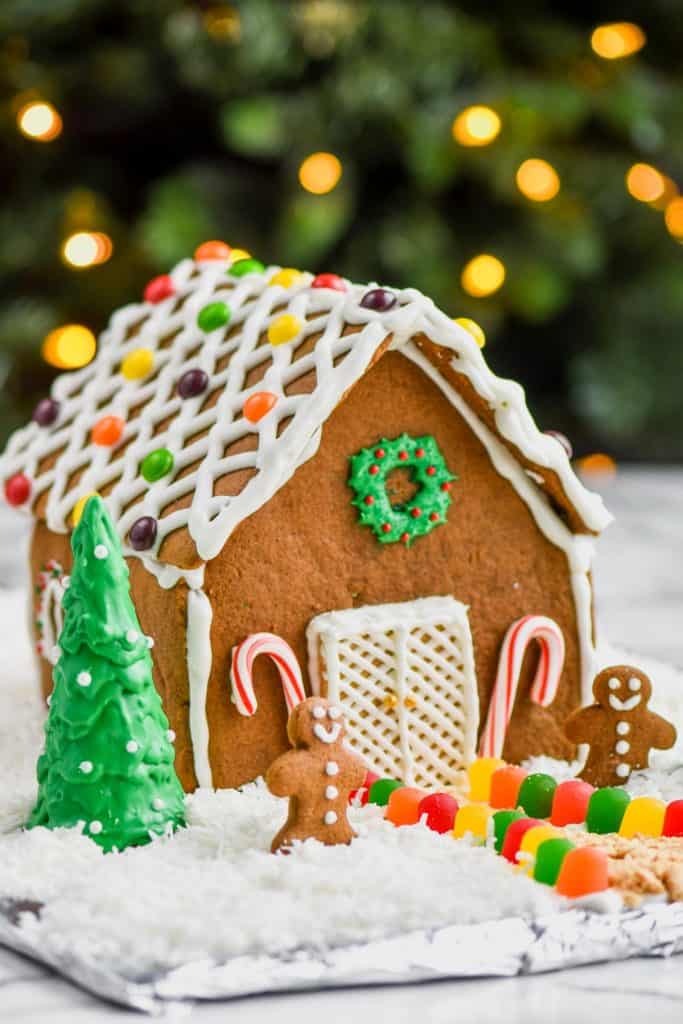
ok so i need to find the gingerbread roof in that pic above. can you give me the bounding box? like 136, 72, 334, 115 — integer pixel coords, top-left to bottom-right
0, 256, 611, 576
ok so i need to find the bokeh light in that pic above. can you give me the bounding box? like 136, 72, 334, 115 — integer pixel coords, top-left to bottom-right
452, 106, 501, 147
664, 197, 683, 239
626, 163, 665, 203
461, 255, 506, 297
454, 317, 486, 348
17, 101, 62, 142
576, 453, 618, 481
298, 152, 342, 194
203, 5, 241, 40
516, 159, 560, 202
590, 23, 646, 60
42, 325, 97, 369
61, 231, 113, 268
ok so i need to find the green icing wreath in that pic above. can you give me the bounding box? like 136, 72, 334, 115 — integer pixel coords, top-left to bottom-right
348, 434, 457, 546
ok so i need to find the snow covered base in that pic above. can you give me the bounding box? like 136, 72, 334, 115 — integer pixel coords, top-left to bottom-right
1, 588, 683, 1009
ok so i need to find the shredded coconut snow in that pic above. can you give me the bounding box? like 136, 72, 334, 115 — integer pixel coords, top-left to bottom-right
0, 589, 681, 973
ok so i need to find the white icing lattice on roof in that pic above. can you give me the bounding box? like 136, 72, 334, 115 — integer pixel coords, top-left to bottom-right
0, 258, 611, 571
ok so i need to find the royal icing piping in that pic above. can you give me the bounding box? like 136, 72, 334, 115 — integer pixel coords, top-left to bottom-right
307, 596, 479, 788
186, 588, 214, 788
1, 261, 610, 586
608, 693, 642, 712
313, 722, 342, 745
34, 560, 66, 664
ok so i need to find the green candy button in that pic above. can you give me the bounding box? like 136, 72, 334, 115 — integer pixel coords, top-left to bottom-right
197, 301, 231, 332
368, 778, 403, 807
229, 257, 265, 277
533, 837, 575, 885
492, 809, 524, 854
141, 448, 174, 483
518, 773, 557, 819
586, 787, 631, 834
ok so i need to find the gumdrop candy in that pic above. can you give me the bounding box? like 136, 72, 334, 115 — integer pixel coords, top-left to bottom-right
350, 770, 379, 807
492, 809, 525, 853
517, 825, 560, 874
585, 787, 631, 834
386, 786, 425, 826
490, 766, 527, 809
467, 757, 505, 802
534, 837, 576, 885
418, 793, 459, 834
453, 803, 493, 842
551, 779, 594, 826
618, 796, 666, 838
368, 778, 403, 807
501, 817, 544, 863
663, 800, 683, 837
517, 773, 557, 819
556, 847, 609, 898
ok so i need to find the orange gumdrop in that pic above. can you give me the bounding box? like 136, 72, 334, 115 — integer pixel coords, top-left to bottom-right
91, 415, 125, 447
385, 786, 425, 827
555, 846, 609, 898
243, 391, 277, 424
489, 765, 527, 810
194, 240, 231, 261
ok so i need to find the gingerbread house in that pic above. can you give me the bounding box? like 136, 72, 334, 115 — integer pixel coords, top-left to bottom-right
0, 249, 611, 792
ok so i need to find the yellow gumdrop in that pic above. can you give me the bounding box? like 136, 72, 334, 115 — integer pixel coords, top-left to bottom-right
121, 347, 154, 381
467, 757, 506, 802
619, 796, 666, 838
267, 313, 302, 346
72, 492, 99, 526
453, 803, 493, 842
455, 317, 486, 348
518, 825, 560, 874
229, 248, 251, 263
270, 268, 303, 289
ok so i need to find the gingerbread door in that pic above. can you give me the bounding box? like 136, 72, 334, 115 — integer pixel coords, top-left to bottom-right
306, 596, 479, 788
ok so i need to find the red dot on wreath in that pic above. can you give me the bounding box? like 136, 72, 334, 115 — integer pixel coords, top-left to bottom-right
401, 532, 410, 543
374, 448, 385, 458
144, 274, 175, 304
429, 512, 439, 522
411, 507, 422, 518
441, 482, 452, 491
381, 523, 392, 534
364, 495, 374, 506
415, 447, 425, 458
369, 464, 379, 476
426, 465, 436, 476
399, 450, 408, 461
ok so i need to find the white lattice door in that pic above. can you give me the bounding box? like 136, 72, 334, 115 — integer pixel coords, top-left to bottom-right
306, 596, 479, 788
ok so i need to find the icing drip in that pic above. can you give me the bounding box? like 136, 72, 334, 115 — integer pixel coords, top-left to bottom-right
186, 589, 214, 789
34, 560, 66, 664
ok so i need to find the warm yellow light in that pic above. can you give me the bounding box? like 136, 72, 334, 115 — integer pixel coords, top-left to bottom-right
61, 231, 113, 268
665, 197, 683, 239
17, 101, 62, 142
461, 255, 506, 298
626, 163, 665, 203
298, 152, 343, 195
515, 159, 560, 203
650, 176, 679, 211
204, 5, 241, 40
42, 325, 97, 370
591, 23, 646, 60
452, 105, 501, 147
454, 317, 486, 348
577, 453, 617, 481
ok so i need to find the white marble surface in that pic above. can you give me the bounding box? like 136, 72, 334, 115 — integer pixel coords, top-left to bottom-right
0, 467, 681, 1021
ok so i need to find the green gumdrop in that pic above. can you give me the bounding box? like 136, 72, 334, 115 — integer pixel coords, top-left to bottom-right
517, 773, 557, 819
197, 300, 231, 332
141, 448, 174, 483
229, 257, 265, 277
533, 837, 576, 885
368, 778, 404, 807
492, 809, 525, 853
586, 787, 631, 834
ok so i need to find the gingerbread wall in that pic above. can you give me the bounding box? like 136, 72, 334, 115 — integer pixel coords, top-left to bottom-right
30, 350, 589, 791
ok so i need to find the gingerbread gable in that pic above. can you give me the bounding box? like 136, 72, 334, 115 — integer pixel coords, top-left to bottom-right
0, 258, 611, 579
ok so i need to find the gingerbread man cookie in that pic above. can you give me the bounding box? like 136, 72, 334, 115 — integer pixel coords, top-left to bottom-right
565, 665, 677, 788
266, 697, 366, 853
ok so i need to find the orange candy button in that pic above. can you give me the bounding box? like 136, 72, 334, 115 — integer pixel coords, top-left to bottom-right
243, 391, 277, 423
92, 415, 125, 446
385, 786, 425, 827
194, 240, 231, 261
555, 846, 609, 898
490, 765, 527, 810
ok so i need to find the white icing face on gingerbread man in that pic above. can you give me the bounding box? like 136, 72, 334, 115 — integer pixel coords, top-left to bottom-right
595, 668, 651, 713
287, 700, 346, 749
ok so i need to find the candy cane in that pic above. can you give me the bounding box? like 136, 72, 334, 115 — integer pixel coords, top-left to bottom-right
479, 615, 565, 758
231, 632, 306, 717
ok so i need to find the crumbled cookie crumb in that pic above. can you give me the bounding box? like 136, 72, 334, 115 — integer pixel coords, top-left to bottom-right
571, 832, 683, 904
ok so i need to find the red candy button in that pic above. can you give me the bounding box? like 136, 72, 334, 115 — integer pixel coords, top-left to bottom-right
501, 818, 544, 863
663, 800, 683, 837
311, 273, 347, 292
4, 473, 31, 507
92, 415, 125, 447
349, 770, 379, 807
143, 274, 175, 304
418, 793, 459, 834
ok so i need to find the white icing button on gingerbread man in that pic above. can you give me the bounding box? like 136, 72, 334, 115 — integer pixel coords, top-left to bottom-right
325, 785, 338, 800
616, 721, 630, 735
324, 811, 338, 826
616, 764, 631, 779
325, 761, 339, 776
615, 740, 630, 755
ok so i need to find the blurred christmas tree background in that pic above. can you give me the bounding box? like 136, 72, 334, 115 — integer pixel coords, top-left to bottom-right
2, 0, 683, 461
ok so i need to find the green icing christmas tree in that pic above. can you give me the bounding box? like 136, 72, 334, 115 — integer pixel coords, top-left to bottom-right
27, 496, 186, 852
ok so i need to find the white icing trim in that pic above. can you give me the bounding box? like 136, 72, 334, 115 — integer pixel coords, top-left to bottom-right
186, 589, 213, 788
401, 343, 597, 705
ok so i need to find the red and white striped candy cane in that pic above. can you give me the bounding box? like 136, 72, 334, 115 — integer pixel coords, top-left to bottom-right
479, 615, 565, 758
230, 632, 306, 717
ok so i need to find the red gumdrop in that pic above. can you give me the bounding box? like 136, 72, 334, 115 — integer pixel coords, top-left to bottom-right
550, 780, 595, 826
311, 273, 347, 292
663, 800, 683, 837
418, 793, 459, 834
143, 274, 175, 304
490, 765, 527, 810
349, 770, 379, 807
555, 847, 609, 898
501, 817, 544, 863
4, 473, 31, 507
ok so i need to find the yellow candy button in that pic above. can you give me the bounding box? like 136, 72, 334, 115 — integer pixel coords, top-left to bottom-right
267, 313, 302, 346
270, 268, 303, 289
467, 757, 506, 802
453, 803, 493, 842
121, 348, 154, 381
455, 317, 486, 348
619, 796, 666, 838
72, 492, 99, 526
